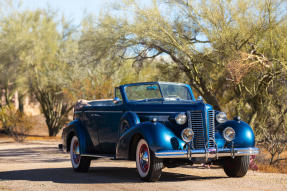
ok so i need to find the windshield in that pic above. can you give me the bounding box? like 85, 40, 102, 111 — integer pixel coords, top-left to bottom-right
125, 84, 162, 102
160, 84, 192, 100
125, 83, 192, 102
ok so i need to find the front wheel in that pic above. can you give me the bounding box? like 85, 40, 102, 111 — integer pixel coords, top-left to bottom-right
223, 156, 249, 177
136, 139, 163, 182
70, 136, 91, 172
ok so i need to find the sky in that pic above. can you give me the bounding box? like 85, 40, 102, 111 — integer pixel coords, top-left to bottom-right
20, 0, 111, 25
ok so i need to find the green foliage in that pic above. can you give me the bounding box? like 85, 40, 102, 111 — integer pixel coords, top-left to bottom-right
0, 7, 78, 136
83, 0, 287, 163
0, 106, 32, 142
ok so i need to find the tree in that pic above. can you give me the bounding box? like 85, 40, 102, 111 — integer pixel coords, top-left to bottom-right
0, 8, 79, 136
81, 0, 287, 163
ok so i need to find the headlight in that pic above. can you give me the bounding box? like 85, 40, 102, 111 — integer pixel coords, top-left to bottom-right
181, 128, 194, 143
216, 112, 228, 123
223, 127, 235, 142
175, 112, 187, 125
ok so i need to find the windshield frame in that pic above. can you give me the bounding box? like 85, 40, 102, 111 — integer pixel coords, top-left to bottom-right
123, 82, 195, 103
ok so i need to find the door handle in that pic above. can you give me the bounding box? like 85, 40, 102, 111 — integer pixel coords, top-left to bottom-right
91, 114, 101, 117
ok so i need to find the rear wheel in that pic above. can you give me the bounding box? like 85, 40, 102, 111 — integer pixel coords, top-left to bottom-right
136, 139, 163, 182
70, 136, 91, 172
223, 156, 249, 177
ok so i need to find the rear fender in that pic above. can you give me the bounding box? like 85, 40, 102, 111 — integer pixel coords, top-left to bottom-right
64, 120, 94, 154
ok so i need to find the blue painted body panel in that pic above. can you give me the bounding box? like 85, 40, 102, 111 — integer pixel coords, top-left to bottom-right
216, 120, 255, 148
62, 119, 94, 154
62, 81, 257, 160
116, 121, 186, 159
120, 111, 140, 127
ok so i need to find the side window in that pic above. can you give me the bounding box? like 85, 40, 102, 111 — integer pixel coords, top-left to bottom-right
115, 87, 123, 102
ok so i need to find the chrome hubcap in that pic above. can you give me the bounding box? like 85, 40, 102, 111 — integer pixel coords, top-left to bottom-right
139, 144, 149, 173
72, 140, 80, 164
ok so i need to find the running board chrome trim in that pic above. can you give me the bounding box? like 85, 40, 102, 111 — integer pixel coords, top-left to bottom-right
81, 154, 115, 159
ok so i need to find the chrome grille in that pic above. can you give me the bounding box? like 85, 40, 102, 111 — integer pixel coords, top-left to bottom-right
189, 111, 205, 149
208, 110, 215, 147
187, 110, 216, 149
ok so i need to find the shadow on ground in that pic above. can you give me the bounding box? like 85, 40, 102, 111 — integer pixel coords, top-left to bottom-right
0, 167, 226, 184
0, 147, 69, 163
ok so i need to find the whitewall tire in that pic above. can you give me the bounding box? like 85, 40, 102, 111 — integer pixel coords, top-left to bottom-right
136, 139, 163, 181
70, 135, 91, 172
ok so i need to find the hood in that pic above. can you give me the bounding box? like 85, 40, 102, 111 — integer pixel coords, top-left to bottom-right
127, 101, 213, 113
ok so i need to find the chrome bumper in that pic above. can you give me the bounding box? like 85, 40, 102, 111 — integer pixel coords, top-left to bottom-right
155, 147, 259, 159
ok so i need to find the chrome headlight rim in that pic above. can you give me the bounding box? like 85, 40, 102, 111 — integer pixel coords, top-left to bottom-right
175, 112, 187, 125
216, 112, 228, 123
223, 127, 236, 142
181, 128, 194, 143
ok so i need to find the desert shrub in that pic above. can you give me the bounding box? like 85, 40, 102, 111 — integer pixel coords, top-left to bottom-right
0, 106, 32, 142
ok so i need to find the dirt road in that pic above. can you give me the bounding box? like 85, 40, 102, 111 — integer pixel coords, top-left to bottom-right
0, 139, 286, 191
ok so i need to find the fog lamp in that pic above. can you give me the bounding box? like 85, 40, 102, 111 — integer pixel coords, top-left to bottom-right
223, 127, 235, 142
181, 128, 194, 143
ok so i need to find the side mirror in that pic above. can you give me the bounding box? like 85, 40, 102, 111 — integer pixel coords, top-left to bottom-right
113, 97, 121, 104
197, 96, 203, 101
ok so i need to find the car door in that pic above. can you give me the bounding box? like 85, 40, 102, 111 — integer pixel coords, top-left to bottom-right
97, 104, 124, 154
83, 106, 102, 153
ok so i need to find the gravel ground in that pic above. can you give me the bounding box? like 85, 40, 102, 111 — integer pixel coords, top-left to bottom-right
0, 139, 286, 191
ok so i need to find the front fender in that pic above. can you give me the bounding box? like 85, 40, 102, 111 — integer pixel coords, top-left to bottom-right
216, 120, 255, 148
116, 121, 185, 159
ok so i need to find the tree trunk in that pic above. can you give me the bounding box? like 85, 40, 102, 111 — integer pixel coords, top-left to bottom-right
203, 91, 221, 111
48, 125, 58, 137
14, 90, 19, 110
35, 87, 73, 137
18, 94, 24, 113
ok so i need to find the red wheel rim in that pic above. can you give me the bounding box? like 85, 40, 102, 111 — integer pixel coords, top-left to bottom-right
138, 143, 149, 173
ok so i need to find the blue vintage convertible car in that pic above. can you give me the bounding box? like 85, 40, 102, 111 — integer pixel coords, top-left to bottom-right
61, 81, 259, 181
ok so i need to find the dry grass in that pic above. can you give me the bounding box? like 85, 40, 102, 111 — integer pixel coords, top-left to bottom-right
0, 186, 13, 191
25, 136, 61, 141
257, 163, 287, 174
255, 147, 287, 174
0, 133, 60, 141
0, 114, 62, 142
